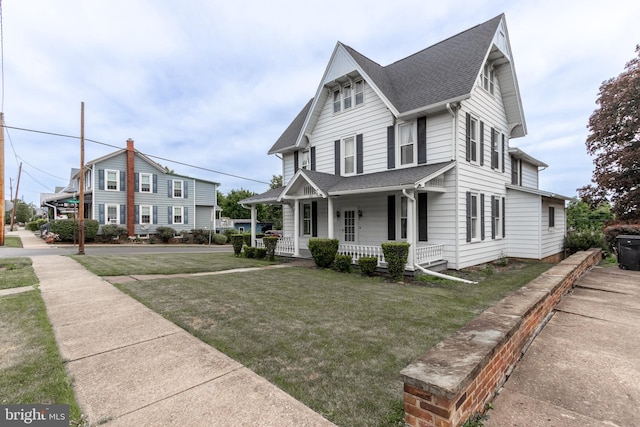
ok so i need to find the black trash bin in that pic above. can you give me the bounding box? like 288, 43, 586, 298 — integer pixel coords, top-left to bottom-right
616, 235, 640, 271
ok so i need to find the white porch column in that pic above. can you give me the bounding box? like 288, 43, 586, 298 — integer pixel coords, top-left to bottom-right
293, 199, 300, 256
405, 190, 415, 266
327, 197, 334, 239
250, 204, 257, 246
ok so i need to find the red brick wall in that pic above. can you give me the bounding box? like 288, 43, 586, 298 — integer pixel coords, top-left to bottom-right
402, 249, 602, 427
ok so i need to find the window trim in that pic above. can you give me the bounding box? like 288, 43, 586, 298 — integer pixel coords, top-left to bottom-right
355, 80, 364, 105
342, 136, 356, 176
333, 90, 341, 113
482, 63, 495, 95
106, 203, 120, 224
84, 169, 92, 191
105, 169, 119, 191
173, 180, 184, 198
469, 193, 480, 241
492, 196, 502, 239
140, 205, 152, 225
469, 117, 479, 163
172, 206, 184, 225
302, 203, 312, 236
139, 173, 152, 193
343, 84, 352, 110
301, 149, 310, 170
398, 122, 417, 167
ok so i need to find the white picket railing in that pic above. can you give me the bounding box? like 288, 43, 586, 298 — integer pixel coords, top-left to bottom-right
415, 244, 445, 265
338, 244, 386, 265
255, 237, 295, 255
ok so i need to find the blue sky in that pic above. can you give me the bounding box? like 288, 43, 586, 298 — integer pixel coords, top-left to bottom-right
3, 0, 640, 206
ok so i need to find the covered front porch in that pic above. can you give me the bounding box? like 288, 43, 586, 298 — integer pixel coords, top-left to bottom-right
243, 162, 457, 271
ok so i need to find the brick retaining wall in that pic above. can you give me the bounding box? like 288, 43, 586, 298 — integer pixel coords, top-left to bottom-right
400, 249, 602, 427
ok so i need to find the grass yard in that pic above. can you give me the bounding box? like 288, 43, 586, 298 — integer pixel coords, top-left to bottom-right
0, 257, 39, 290
109, 257, 552, 427
4, 236, 23, 248
0, 291, 84, 426
70, 252, 277, 276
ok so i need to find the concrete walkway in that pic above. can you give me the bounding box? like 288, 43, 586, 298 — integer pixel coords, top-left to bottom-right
486, 266, 640, 427
7, 229, 334, 426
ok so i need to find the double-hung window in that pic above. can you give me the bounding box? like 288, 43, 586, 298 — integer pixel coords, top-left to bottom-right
140, 205, 152, 224
492, 197, 501, 239
106, 170, 119, 191
482, 63, 495, 95
84, 170, 92, 191
343, 85, 352, 109
511, 156, 520, 185
106, 204, 119, 224
469, 118, 478, 162
140, 173, 151, 192
470, 193, 479, 240
333, 90, 341, 113
355, 80, 364, 105
303, 203, 312, 235
399, 123, 415, 166
173, 180, 183, 198
301, 149, 310, 170
173, 206, 183, 224
343, 136, 355, 175
491, 128, 499, 169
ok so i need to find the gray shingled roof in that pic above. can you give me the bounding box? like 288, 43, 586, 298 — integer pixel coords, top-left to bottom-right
267, 15, 503, 154
241, 161, 454, 204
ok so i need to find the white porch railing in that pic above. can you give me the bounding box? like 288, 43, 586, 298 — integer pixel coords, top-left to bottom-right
255, 237, 295, 255
416, 244, 445, 265
338, 244, 386, 265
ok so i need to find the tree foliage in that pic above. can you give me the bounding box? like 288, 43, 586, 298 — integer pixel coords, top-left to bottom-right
5, 200, 34, 224
579, 45, 640, 220
566, 200, 613, 231
261, 175, 283, 229
220, 189, 261, 219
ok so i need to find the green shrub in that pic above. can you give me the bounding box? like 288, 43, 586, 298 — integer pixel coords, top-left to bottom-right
262, 236, 278, 261
49, 219, 83, 242
155, 226, 177, 243
603, 223, 640, 251
84, 220, 99, 241
231, 234, 244, 256
255, 247, 267, 259
244, 246, 257, 258
565, 229, 606, 255
358, 256, 378, 276
26, 219, 48, 232
223, 228, 236, 242
308, 238, 339, 268
100, 224, 128, 241
213, 233, 227, 245
187, 229, 210, 244
242, 232, 264, 246
334, 254, 353, 273
381, 242, 410, 281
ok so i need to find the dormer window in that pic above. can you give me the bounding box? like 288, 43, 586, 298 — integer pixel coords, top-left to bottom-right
355, 80, 364, 105
333, 90, 341, 113
482, 63, 495, 95
343, 85, 352, 109
301, 149, 310, 170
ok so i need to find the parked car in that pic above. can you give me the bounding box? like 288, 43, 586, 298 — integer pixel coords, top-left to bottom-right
264, 230, 282, 237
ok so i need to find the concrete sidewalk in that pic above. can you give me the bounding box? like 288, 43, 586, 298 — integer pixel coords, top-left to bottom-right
9, 229, 334, 426
486, 266, 640, 427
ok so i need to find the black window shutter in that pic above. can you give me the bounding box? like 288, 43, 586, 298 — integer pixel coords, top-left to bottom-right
120, 171, 126, 192
135, 205, 139, 224
311, 201, 318, 237
480, 121, 485, 166
502, 197, 506, 237
134, 173, 139, 192
120, 204, 126, 224
98, 204, 105, 224
519, 161, 523, 185
387, 126, 395, 169
491, 196, 496, 239
418, 193, 428, 242
465, 113, 471, 162
334, 140, 341, 175
387, 195, 396, 240
311, 147, 316, 171
501, 134, 506, 173
294, 151, 299, 173
466, 192, 472, 242
356, 134, 364, 174
417, 116, 427, 164
480, 193, 485, 240
153, 174, 158, 193
98, 169, 104, 190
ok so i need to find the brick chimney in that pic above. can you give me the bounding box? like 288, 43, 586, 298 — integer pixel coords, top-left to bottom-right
126, 139, 135, 237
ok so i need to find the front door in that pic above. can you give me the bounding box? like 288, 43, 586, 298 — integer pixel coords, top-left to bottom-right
344, 209, 357, 242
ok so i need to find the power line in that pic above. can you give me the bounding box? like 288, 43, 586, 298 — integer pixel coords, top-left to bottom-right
0, 0, 4, 111
1, 123, 271, 185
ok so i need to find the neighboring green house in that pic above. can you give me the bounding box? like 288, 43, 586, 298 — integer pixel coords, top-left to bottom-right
40, 139, 219, 237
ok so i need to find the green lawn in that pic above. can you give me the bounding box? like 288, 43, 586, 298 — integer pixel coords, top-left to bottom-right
0, 258, 38, 290
69, 252, 277, 276
109, 258, 552, 427
4, 236, 23, 248
0, 291, 84, 426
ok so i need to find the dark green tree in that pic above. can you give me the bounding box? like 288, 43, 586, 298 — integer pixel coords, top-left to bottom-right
567, 200, 613, 231
579, 45, 640, 220
220, 189, 264, 219
261, 175, 283, 230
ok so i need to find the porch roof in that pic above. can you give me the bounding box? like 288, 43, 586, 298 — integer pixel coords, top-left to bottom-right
241, 161, 455, 204
505, 184, 572, 201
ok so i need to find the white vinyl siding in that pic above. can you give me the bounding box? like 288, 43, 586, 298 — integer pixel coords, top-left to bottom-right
521, 162, 539, 189
541, 200, 565, 258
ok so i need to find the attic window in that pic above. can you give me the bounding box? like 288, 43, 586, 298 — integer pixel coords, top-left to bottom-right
482, 64, 495, 95
355, 80, 364, 105
343, 85, 352, 109
333, 90, 341, 113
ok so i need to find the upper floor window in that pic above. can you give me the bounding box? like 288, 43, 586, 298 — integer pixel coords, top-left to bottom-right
511, 156, 520, 185
466, 115, 479, 163
343, 85, 352, 109
333, 90, 341, 113
482, 63, 495, 95
399, 123, 416, 166
343, 136, 355, 175
173, 180, 183, 198
491, 128, 500, 169
106, 170, 119, 191
301, 149, 310, 170
84, 170, 92, 191
140, 173, 152, 192
355, 80, 364, 105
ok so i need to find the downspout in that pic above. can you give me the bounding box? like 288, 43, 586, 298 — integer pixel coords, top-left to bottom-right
44, 202, 57, 221
414, 264, 477, 284
402, 189, 416, 267
447, 102, 461, 270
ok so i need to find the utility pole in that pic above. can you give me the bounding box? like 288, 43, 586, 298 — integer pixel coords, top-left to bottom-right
78, 102, 85, 255
0, 112, 5, 246
9, 162, 22, 231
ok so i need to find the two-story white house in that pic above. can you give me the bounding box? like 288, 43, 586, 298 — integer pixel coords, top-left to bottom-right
41, 139, 219, 238
241, 14, 569, 270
